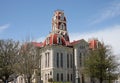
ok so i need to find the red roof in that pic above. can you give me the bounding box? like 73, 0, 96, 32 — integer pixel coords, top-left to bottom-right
32, 42, 43, 47
88, 39, 98, 49
43, 33, 69, 46
70, 40, 81, 46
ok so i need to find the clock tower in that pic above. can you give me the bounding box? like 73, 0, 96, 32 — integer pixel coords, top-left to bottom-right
52, 10, 69, 42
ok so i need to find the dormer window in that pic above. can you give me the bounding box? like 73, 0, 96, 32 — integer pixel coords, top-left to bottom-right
57, 37, 62, 44
46, 37, 50, 45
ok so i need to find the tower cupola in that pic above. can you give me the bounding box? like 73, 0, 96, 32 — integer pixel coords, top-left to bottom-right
52, 10, 69, 42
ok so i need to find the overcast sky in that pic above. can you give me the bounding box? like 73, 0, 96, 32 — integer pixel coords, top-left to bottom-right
0, 0, 120, 55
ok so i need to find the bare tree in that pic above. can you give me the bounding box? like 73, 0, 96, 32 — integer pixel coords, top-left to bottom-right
0, 39, 19, 83
16, 42, 40, 83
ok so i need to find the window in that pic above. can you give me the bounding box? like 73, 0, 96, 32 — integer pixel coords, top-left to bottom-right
61, 53, 63, 68
67, 73, 69, 81
39, 55, 42, 68
60, 14, 64, 21
57, 53, 59, 68
48, 52, 49, 67
71, 74, 72, 81
50, 71, 52, 75
45, 53, 47, 67
57, 73, 59, 81
59, 37, 61, 44
70, 54, 73, 68
46, 37, 50, 45
60, 23, 65, 30
67, 54, 69, 68
61, 73, 63, 81
45, 52, 50, 67
80, 53, 82, 66
45, 74, 47, 80
48, 74, 49, 79
57, 37, 62, 44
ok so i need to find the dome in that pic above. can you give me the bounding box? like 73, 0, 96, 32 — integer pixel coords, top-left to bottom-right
43, 33, 68, 46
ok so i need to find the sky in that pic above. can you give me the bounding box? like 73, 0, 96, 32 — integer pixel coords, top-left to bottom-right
0, 0, 120, 56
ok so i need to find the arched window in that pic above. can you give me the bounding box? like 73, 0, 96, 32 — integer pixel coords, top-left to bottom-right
60, 23, 65, 30
57, 36, 62, 44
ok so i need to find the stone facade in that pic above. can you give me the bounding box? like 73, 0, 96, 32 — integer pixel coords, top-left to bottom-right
40, 45, 73, 83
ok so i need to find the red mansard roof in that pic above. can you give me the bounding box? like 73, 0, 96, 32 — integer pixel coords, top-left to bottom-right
43, 33, 67, 46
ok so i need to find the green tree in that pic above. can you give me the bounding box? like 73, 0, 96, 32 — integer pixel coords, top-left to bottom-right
84, 44, 118, 83
16, 42, 40, 83
0, 39, 19, 83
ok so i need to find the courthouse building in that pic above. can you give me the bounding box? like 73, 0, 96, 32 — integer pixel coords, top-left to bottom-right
32, 10, 99, 83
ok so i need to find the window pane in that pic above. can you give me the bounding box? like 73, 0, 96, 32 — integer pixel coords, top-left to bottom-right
61, 73, 63, 81
61, 53, 63, 68
57, 73, 59, 81
71, 74, 72, 81
57, 53, 59, 68
45, 53, 47, 67
48, 52, 49, 67
70, 54, 72, 68
80, 53, 82, 67
67, 73, 69, 81
67, 54, 69, 68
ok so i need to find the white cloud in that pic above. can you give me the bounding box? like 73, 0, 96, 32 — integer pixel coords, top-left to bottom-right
91, 2, 120, 24
69, 25, 120, 55
0, 24, 10, 32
